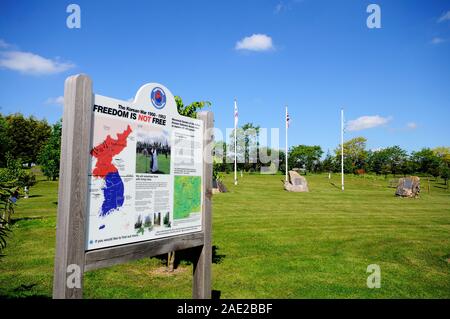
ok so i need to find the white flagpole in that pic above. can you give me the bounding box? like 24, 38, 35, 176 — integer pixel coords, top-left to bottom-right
234, 99, 238, 185
341, 108, 344, 191
285, 106, 288, 182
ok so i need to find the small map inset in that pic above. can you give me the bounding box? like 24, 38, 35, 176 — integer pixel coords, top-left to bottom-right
174, 176, 201, 219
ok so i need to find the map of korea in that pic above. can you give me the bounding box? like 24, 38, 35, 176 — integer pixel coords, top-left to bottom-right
90, 125, 132, 217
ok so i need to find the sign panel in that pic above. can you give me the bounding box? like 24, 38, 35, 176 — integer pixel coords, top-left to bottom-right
86, 84, 204, 250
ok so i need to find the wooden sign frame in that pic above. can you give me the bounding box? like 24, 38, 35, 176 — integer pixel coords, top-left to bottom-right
53, 74, 212, 299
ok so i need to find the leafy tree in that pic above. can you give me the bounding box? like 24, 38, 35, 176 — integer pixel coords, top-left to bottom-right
228, 123, 258, 172
288, 145, 323, 173
5, 113, 51, 166
367, 146, 407, 176
433, 147, 450, 168
31, 117, 52, 164
400, 160, 415, 176
440, 165, 450, 186
213, 141, 226, 161
0, 176, 20, 256
367, 150, 389, 175
0, 214, 11, 257
335, 137, 368, 173
321, 151, 335, 173
241, 123, 260, 171
38, 121, 62, 181
0, 115, 12, 167
0, 153, 36, 188
410, 148, 442, 177
5, 113, 32, 164
175, 96, 211, 118
385, 146, 408, 175
278, 149, 286, 173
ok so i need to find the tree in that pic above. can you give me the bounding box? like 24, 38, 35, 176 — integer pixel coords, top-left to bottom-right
31, 117, 52, 165
0, 153, 36, 188
5, 113, 51, 166
322, 150, 335, 173
241, 123, 260, 171
400, 159, 415, 176
335, 137, 368, 173
5, 113, 32, 164
277, 149, 286, 174
440, 165, 450, 186
367, 146, 407, 176
367, 150, 389, 175
175, 96, 211, 118
213, 140, 226, 162
288, 145, 323, 173
0, 182, 15, 256
433, 147, 450, 163
0, 115, 12, 167
385, 146, 407, 175
38, 121, 62, 181
410, 148, 442, 177
228, 123, 260, 172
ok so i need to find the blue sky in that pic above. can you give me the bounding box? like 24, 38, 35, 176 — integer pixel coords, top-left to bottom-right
0, 0, 449, 154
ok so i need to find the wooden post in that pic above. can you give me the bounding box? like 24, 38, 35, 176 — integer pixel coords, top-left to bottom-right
53, 74, 93, 299
193, 111, 213, 299
167, 251, 175, 272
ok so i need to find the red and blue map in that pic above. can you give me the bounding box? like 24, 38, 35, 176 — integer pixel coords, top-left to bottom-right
90, 125, 133, 217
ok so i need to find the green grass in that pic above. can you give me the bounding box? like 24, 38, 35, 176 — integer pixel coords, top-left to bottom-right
135, 153, 170, 174
0, 172, 449, 298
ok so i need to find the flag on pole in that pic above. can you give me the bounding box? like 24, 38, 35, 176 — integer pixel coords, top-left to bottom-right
234, 99, 238, 127
286, 110, 290, 128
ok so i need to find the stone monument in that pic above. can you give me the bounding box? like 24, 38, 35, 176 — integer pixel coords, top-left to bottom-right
284, 170, 309, 192
212, 179, 228, 194
395, 176, 420, 198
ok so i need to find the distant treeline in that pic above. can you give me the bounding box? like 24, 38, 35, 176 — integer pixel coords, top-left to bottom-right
0, 113, 51, 167
213, 126, 450, 183
0, 113, 61, 181
1, 115, 449, 184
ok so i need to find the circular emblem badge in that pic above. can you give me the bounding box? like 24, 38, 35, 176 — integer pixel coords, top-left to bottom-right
151, 87, 166, 109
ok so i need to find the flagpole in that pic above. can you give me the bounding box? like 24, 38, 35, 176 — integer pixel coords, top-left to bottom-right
285, 106, 288, 182
341, 108, 344, 191
234, 99, 238, 186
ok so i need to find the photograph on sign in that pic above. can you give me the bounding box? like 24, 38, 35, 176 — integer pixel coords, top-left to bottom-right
135, 128, 171, 175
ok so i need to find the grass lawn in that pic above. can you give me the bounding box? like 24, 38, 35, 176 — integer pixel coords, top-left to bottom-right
0, 172, 449, 298
136, 153, 170, 174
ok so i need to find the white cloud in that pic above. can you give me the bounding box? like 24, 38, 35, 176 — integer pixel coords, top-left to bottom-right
347, 115, 391, 131
235, 34, 274, 51
0, 39, 10, 49
45, 96, 64, 106
274, 0, 303, 14
274, 2, 287, 14
0, 50, 75, 75
438, 11, 450, 23
431, 37, 446, 44
406, 122, 417, 130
